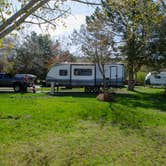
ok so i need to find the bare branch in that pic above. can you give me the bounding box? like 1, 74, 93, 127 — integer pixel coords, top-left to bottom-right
32, 14, 57, 28
0, 0, 101, 39
0, 0, 50, 39
71, 0, 101, 6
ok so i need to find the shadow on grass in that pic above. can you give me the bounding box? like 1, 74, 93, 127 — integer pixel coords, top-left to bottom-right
49, 92, 97, 98
115, 91, 166, 112
107, 90, 166, 129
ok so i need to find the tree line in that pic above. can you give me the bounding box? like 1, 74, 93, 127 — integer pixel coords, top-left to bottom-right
0, 32, 76, 79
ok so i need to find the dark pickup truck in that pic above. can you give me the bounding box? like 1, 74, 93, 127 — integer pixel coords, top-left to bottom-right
0, 73, 36, 92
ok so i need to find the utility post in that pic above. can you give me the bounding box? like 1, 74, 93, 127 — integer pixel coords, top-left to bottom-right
51, 82, 55, 95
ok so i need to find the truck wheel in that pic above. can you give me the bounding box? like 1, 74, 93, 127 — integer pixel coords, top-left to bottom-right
22, 86, 27, 93
14, 84, 21, 93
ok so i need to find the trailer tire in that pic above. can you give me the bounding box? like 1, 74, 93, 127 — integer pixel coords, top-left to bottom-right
85, 87, 90, 93
93, 87, 100, 93
85, 86, 100, 93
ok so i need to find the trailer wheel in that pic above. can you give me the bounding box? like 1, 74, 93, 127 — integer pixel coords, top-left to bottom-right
85, 87, 100, 93
93, 87, 100, 93
85, 87, 90, 93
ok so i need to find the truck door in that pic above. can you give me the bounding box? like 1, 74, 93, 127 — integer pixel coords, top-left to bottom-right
0, 74, 3, 87
1, 74, 12, 87
110, 66, 118, 86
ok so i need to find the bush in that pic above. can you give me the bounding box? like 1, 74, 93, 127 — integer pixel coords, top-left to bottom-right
136, 72, 146, 85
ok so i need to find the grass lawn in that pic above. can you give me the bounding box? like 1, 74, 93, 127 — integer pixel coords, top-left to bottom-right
0, 87, 165, 166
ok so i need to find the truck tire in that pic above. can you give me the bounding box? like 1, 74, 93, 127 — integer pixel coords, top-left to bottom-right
14, 84, 22, 93
22, 86, 27, 93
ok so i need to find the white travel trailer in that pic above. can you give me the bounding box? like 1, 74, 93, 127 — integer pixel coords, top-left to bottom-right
46, 63, 125, 92
145, 72, 166, 86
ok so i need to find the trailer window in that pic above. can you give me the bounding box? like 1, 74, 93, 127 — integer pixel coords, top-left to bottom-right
59, 70, 68, 76
154, 75, 161, 79
74, 69, 92, 76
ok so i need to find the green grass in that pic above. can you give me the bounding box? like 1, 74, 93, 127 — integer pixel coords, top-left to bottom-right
0, 87, 165, 165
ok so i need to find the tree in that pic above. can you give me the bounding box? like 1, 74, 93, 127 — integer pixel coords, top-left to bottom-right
14, 32, 54, 79
72, 9, 115, 92
47, 40, 76, 67
14, 32, 76, 79
0, 0, 101, 39
101, 0, 164, 91
148, 18, 166, 94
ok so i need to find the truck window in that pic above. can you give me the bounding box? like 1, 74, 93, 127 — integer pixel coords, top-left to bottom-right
74, 69, 92, 76
59, 70, 68, 76
4, 74, 12, 78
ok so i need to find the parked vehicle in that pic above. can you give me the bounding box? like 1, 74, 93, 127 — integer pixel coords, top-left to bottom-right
145, 72, 166, 86
0, 73, 36, 92
46, 63, 124, 92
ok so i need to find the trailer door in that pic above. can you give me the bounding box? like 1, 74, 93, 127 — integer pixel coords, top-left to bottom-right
110, 66, 118, 86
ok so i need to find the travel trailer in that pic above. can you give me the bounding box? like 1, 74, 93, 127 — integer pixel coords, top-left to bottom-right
46, 63, 124, 92
145, 72, 166, 86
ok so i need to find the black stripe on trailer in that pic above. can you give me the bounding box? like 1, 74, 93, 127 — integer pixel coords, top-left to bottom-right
94, 64, 97, 86
70, 64, 72, 87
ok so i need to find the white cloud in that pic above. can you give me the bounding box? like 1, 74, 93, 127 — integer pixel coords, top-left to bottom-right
23, 14, 86, 38
53, 14, 86, 36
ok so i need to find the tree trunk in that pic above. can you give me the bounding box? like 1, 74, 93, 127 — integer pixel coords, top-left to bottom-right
102, 74, 107, 93
128, 63, 135, 91
135, 72, 137, 82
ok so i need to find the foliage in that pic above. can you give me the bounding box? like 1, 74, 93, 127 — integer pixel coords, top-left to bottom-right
0, 36, 15, 72
100, 0, 164, 90
14, 32, 76, 78
135, 71, 146, 85
149, 19, 166, 70
14, 32, 54, 79
0, 87, 165, 165
47, 40, 76, 68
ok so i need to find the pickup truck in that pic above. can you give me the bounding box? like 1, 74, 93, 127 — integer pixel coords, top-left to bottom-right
0, 73, 36, 92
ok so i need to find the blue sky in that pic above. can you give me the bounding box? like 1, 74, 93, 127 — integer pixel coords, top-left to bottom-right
68, 1, 97, 15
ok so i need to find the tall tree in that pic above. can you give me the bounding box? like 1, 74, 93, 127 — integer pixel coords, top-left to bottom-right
72, 9, 115, 91
14, 32, 54, 79
101, 0, 164, 90
148, 17, 166, 94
